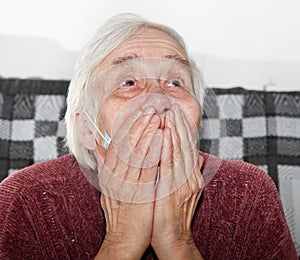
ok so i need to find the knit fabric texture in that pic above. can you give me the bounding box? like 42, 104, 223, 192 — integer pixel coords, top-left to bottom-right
0, 153, 297, 259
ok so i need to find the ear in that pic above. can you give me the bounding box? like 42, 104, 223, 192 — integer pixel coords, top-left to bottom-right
75, 112, 97, 150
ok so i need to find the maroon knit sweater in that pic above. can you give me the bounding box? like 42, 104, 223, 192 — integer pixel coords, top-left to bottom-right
0, 153, 297, 259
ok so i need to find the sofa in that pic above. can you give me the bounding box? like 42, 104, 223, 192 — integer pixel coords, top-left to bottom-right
0, 78, 299, 256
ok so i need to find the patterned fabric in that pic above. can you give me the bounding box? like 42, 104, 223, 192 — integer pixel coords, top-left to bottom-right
0, 79, 68, 179
199, 88, 300, 188
0, 78, 299, 256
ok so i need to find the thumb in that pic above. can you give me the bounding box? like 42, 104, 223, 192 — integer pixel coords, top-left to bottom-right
95, 142, 106, 165
198, 154, 204, 170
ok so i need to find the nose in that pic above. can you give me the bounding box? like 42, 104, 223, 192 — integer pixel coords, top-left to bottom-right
140, 79, 172, 114
142, 93, 171, 115
145, 78, 163, 94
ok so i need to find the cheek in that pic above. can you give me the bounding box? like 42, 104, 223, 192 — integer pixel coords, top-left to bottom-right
182, 100, 201, 128
167, 90, 201, 127
97, 97, 125, 133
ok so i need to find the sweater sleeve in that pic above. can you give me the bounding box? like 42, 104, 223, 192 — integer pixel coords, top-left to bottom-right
0, 156, 105, 260
192, 156, 298, 259
236, 168, 297, 259
0, 181, 44, 259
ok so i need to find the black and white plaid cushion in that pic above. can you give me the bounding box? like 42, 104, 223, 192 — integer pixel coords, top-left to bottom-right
0, 79, 68, 177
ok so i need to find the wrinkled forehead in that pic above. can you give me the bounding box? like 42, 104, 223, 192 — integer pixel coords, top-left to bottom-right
99, 57, 192, 78
99, 27, 188, 70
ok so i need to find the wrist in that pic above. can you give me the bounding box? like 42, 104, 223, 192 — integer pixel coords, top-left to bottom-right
95, 238, 144, 260
153, 238, 202, 260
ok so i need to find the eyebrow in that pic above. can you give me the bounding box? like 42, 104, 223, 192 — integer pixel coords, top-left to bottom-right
164, 54, 190, 67
112, 53, 190, 67
112, 54, 139, 65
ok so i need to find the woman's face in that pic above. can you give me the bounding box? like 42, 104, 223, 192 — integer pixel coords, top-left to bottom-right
95, 28, 201, 147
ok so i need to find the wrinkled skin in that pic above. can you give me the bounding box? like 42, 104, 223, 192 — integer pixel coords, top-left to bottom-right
80, 28, 204, 259
151, 105, 204, 259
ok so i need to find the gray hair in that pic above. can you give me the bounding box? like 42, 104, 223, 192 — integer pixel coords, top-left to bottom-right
65, 13, 205, 170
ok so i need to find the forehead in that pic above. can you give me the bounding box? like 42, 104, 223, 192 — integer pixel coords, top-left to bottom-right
100, 28, 187, 71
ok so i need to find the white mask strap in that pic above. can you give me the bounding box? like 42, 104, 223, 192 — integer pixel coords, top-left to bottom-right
84, 112, 111, 149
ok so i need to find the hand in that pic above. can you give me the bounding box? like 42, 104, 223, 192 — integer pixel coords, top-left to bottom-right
95, 107, 163, 259
151, 105, 204, 259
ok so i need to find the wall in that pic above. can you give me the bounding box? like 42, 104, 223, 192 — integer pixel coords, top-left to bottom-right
1, 0, 300, 90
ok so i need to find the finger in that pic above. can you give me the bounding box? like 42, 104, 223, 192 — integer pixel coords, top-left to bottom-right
172, 104, 191, 149
173, 105, 196, 168
179, 108, 198, 148
165, 108, 187, 190
113, 107, 156, 162
139, 128, 163, 184
198, 154, 204, 170
169, 105, 198, 193
184, 155, 204, 197
131, 114, 160, 160
155, 127, 174, 199
104, 107, 156, 173
196, 154, 205, 190
128, 106, 157, 150
125, 115, 161, 182
160, 127, 173, 179
94, 142, 118, 196
185, 162, 204, 225
165, 109, 181, 164
112, 108, 144, 143
97, 135, 134, 197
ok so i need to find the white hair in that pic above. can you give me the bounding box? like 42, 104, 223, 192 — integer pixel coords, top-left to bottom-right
65, 13, 206, 170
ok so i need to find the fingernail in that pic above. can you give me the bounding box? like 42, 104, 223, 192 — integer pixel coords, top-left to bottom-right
166, 110, 174, 128
132, 109, 143, 120
172, 103, 179, 111
151, 114, 160, 123
169, 109, 175, 121
143, 106, 155, 114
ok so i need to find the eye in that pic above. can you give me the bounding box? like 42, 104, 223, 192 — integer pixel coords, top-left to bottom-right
167, 79, 183, 87
121, 78, 136, 87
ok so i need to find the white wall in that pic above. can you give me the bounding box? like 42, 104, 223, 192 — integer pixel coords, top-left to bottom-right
1, 0, 300, 90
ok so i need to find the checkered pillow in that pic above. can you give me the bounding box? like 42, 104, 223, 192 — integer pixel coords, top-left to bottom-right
199, 88, 300, 188
0, 79, 68, 178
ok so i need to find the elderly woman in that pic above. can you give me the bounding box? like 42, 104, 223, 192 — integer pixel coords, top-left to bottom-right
0, 13, 297, 259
